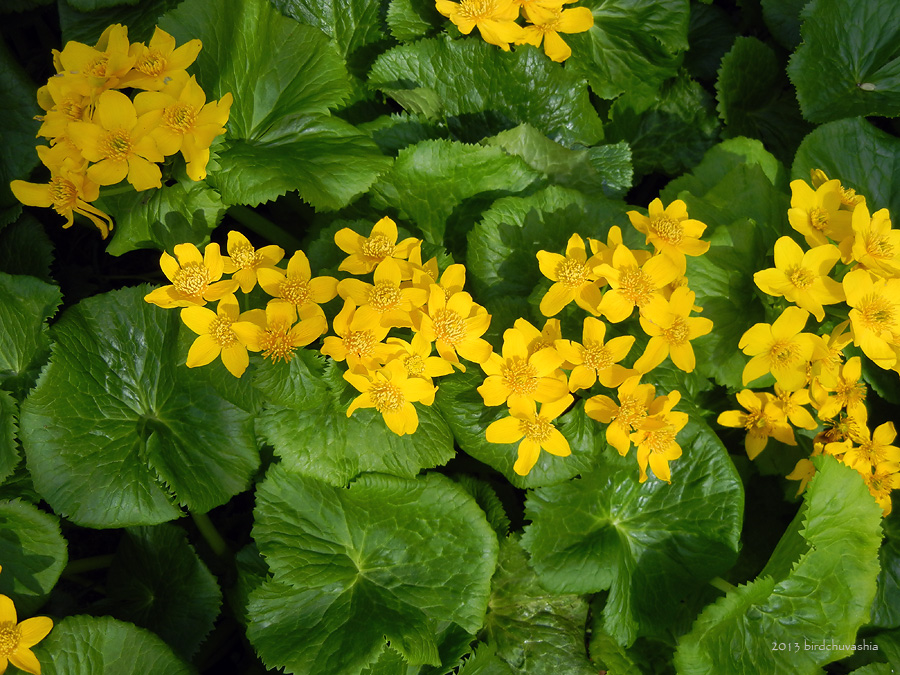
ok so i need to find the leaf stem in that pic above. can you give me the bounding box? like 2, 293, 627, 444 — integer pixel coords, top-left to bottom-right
226, 205, 303, 251
192, 511, 229, 557
710, 576, 736, 594
63, 554, 114, 576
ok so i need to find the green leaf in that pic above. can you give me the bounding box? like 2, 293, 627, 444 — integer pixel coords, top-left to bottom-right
386, 0, 442, 42
453, 475, 510, 539
66, 0, 140, 11
160, 0, 390, 209
605, 71, 720, 178
59, 0, 181, 44
521, 419, 743, 646
96, 524, 222, 658
361, 624, 475, 675
484, 124, 633, 198
788, 0, 900, 122
0, 390, 17, 485
269, 0, 387, 61
871, 509, 900, 628
674, 456, 883, 673
0, 214, 54, 282
849, 665, 894, 675
683, 4, 739, 81
0, 37, 40, 228
482, 535, 594, 674
359, 112, 450, 155
761, 0, 807, 49
565, 0, 688, 104
34, 615, 194, 675
369, 36, 604, 147
435, 369, 606, 488
98, 176, 226, 256
457, 644, 514, 675
247, 468, 498, 675
0, 272, 62, 398
257, 359, 455, 486
715, 37, 811, 164
19, 285, 259, 528
792, 117, 900, 218
233, 543, 268, 626
369, 139, 542, 244
0, 498, 67, 615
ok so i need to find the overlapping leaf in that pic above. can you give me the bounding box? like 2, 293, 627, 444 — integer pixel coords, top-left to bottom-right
0, 390, 17, 485
0, 37, 39, 228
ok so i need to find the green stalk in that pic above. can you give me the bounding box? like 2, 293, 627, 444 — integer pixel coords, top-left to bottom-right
192, 511, 229, 557
709, 576, 736, 594
227, 205, 303, 250
63, 554, 114, 576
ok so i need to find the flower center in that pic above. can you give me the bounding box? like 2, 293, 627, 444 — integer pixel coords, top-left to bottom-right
343, 330, 376, 357
859, 294, 896, 332
867, 234, 895, 260
209, 315, 237, 348
49, 177, 77, 210
651, 215, 683, 245
60, 96, 85, 120
662, 316, 690, 346
807, 207, 829, 232
458, 0, 499, 20
769, 340, 801, 366
229, 243, 260, 270
744, 410, 773, 437
501, 359, 538, 395
788, 267, 815, 289
368, 281, 402, 312
840, 187, 862, 209
618, 267, 655, 307
555, 258, 589, 288
361, 235, 394, 260
644, 424, 678, 455
519, 413, 552, 443
136, 49, 166, 77
260, 321, 296, 363
404, 353, 425, 376
582, 341, 612, 371
529, 338, 554, 355
164, 102, 196, 133
432, 309, 467, 346
279, 278, 311, 306
101, 129, 133, 162
835, 379, 866, 407
532, 9, 562, 31
173, 262, 209, 297
370, 381, 404, 413
87, 55, 108, 78
0, 622, 20, 656
615, 394, 647, 429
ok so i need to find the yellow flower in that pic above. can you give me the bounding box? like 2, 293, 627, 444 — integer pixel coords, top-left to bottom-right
134, 74, 233, 181
631, 391, 688, 483
334, 217, 419, 275
68, 89, 165, 190
384, 333, 455, 392
864, 462, 900, 516
627, 198, 710, 273
320, 299, 394, 370
808, 320, 851, 378
513, 317, 567, 360
257, 250, 338, 312
54, 23, 135, 91
180, 294, 264, 377
477, 326, 568, 406
839, 203, 900, 277
338, 258, 429, 329
841, 422, 900, 473
536, 233, 604, 317
221, 231, 284, 293
416, 286, 493, 370
738, 306, 821, 391
809, 169, 865, 211
634, 286, 713, 373
120, 26, 202, 90
344, 360, 437, 436
717, 390, 795, 460
584, 375, 658, 456
555, 317, 635, 391
516, 5, 594, 63
786, 458, 816, 496
144, 242, 239, 308
435, 0, 525, 51
595, 245, 680, 323
787, 178, 852, 248
406, 241, 439, 284
0, 594, 53, 675
773, 385, 817, 431
752, 236, 845, 321
843, 269, 900, 369
36, 73, 92, 140
810, 356, 867, 421
243, 302, 327, 364
486, 394, 574, 475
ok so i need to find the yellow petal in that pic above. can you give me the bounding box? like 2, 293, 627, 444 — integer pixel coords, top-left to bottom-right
221, 344, 250, 378
17, 616, 54, 649
540, 282, 575, 317
513, 439, 541, 475
542, 30, 572, 62
180, 306, 216, 334
0, 596, 16, 624
8, 648, 40, 675
486, 416, 524, 444
186, 334, 221, 367
87, 158, 128, 186
542, 427, 571, 457
127, 155, 163, 191
9, 181, 52, 208
98, 89, 137, 130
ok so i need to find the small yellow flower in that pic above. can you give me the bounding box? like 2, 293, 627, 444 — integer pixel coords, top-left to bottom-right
631, 391, 688, 483
773, 385, 817, 431
221, 231, 284, 293
841, 422, 900, 473
416, 286, 493, 370
786, 458, 816, 496
513, 317, 566, 360
843, 269, 900, 369
787, 178, 852, 248
180, 294, 263, 377
839, 203, 900, 277
338, 258, 429, 329
627, 199, 710, 273
810, 356, 867, 421
36, 74, 92, 140
120, 26, 202, 91
334, 217, 418, 275
344, 360, 437, 436
257, 250, 338, 312
634, 286, 713, 373
752, 236, 845, 321
144, 242, 239, 308
555, 317, 635, 391
436, 0, 525, 51
477, 326, 568, 406
244, 302, 327, 364
863, 462, 900, 516
809, 169, 865, 211
584, 375, 658, 456
717, 390, 796, 460
320, 299, 394, 370
536, 233, 605, 317
0, 594, 53, 675
595, 246, 680, 323
486, 394, 574, 475
54, 23, 135, 91
738, 306, 821, 391
384, 333, 455, 392
515, 5, 594, 63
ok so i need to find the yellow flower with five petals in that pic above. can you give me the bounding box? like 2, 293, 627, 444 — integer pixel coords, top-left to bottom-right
436, 0, 525, 50
222, 231, 284, 293
634, 286, 712, 373
243, 302, 328, 364
344, 359, 437, 436
627, 199, 709, 274
144, 242, 239, 308
486, 395, 574, 475
180, 294, 264, 377
738, 306, 822, 391
536, 233, 604, 317
334, 217, 418, 275
555, 317, 635, 391
0, 594, 53, 675
515, 4, 594, 63
477, 326, 568, 406
257, 250, 338, 313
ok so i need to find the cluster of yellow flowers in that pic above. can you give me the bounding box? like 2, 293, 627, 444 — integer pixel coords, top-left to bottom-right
718, 170, 900, 514
0, 567, 53, 675
483, 199, 714, 479
10, 24, 232, 238
436, 0, 594, 62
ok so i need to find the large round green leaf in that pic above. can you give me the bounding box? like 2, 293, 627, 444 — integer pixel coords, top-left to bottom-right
0, 499, 67, 615
34, 615, 194, 675
521, 420, 743, 646
247, 467, 498, 674
20, 285, 259, 528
